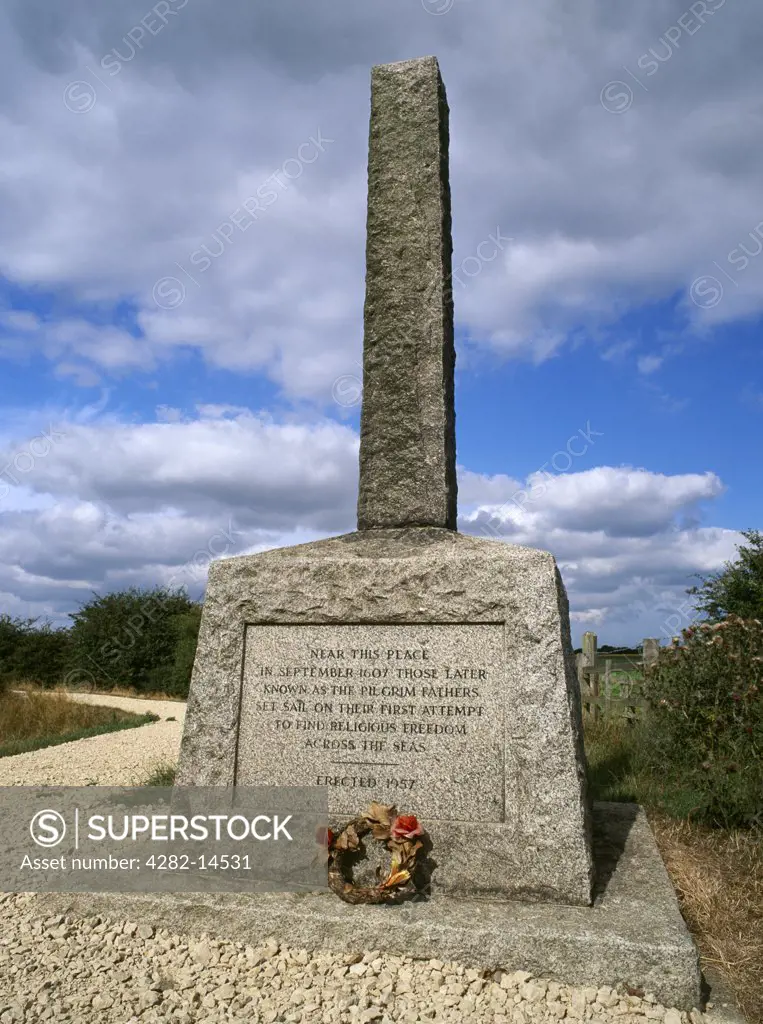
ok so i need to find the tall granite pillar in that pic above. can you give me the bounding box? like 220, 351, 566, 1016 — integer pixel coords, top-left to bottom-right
358, 57, 457, 531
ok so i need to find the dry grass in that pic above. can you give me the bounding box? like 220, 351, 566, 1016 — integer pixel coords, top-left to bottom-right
649, 814, 763, 1023
14, 681, 185, 702
585, 716, 762, 1022
0, 690, 159, 757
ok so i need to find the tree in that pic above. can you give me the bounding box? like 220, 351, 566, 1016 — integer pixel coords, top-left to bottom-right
68, 587, 202, 695
165, 605, 203, 697
0, 615, 71, 691
688, 530, 763, 624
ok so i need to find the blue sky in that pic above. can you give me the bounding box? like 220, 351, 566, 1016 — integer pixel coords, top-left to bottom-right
0, 0, 759, 647
458, 305, 760, 522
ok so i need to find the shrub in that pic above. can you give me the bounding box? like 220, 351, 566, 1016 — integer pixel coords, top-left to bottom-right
641, 615, 763, 828
0, 588, 202, 699
68, 587, 202, 696
166, 606, 202, 698
0, 615, 72, 690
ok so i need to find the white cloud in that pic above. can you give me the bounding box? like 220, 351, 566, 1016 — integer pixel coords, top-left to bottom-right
54, 362, 104, 387
460, 464, 737, 643
602, 341, 636, 363
0, 403, 740, 644
1, 311, 40, 332
637, 355, 663, 374
194, 404, 255, 420
461, 466, 724, 538
0, 408, 359, 530
0, 2, 755, 645
0, 0, 761, 396
155, 405, 184, 423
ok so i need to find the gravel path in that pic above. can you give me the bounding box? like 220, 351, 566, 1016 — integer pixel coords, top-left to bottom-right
0, 696, 725, 1023
0, 893, 709, 1024
0, 693, 185, 787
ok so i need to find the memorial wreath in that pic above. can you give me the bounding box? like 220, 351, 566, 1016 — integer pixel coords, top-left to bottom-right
320, 802, 426, 905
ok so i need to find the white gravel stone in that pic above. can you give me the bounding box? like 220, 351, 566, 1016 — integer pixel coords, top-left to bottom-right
0, 695, 711, 1023
0, 892, 707, 1024
0, 693, 185, 786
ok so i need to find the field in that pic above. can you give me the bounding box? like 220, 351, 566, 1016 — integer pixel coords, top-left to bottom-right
0, 689, 159, 758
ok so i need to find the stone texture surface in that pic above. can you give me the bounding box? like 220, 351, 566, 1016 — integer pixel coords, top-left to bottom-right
177, 527, 593, 904
26, 804, 704, 1013
237, 622, 506, 820
357, 56, 457, 530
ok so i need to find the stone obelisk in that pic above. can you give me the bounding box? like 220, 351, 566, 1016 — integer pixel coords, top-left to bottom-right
36, 60, 703, 1011
358, 57, 457, 531
178, 56, 594, 906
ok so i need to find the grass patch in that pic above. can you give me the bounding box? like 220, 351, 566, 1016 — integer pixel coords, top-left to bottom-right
585, 715, 706, 819
0, 691, 159, 758
143, 762, 177, 786
606, 672, 643, 698
584, 714, 763, 1021
14, 681, 185, 702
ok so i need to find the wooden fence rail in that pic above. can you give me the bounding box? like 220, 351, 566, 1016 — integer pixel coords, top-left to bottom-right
575, 632, 670, 723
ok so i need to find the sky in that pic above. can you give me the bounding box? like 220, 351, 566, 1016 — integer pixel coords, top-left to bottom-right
0, 0, 760, 648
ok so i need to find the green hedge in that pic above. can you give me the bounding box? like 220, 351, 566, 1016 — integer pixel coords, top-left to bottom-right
0, 616, 72, 691
641, 615, 762, 828
68, 587, 202, 697
0, 588, 202, 699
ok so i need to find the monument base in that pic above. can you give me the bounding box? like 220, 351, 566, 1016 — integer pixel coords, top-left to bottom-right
177, 527, 593, 904
29, 805, 701, 1011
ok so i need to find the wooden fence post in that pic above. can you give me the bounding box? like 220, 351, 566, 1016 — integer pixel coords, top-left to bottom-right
642, 637, 660, 670
582, 631, 598, 721
604, 657, 612, 718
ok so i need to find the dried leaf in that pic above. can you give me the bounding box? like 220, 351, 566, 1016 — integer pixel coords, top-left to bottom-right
366, 802, 395, 827
389, 838, 421, 868
334, 824, 361, 852
381, 868, 410, 889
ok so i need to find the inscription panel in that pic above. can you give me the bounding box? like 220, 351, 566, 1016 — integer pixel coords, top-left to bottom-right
236, 624, 505, 821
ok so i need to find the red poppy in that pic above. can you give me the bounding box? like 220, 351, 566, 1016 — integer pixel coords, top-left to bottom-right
390, 814, 423, 841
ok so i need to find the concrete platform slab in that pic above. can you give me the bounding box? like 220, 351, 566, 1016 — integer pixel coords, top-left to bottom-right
26, 802, 702, 1010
